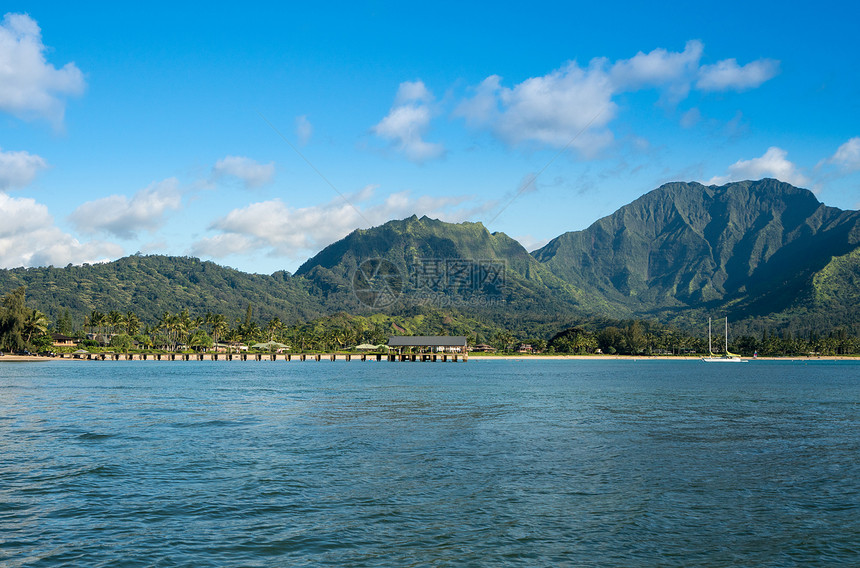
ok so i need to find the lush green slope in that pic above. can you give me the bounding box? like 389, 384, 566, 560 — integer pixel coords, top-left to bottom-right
0, 217, 591, 333
296, 215, 593, 325
2, 179, 859, 336
0, 255, 324, 327
533, 179, 860, 328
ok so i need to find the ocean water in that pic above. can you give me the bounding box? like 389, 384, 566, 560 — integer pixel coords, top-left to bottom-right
1, 359, 858, 567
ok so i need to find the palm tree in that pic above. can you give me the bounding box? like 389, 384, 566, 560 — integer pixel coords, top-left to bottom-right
107, 310, 122, 335
179, 309, 192, 334
158, 311, 182, 351
266, 317, 283, 342
244, 321, 262, 344
207, 313, 227, 352
225, 327, 242, 355
87, 310, 105, 342
494, 331, 514, 352
331, 330, 345, 352
124, 311, 141, 336
24, 309, 49, 343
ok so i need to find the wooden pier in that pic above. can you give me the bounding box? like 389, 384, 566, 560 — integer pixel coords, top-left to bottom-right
62, 352, 467, 362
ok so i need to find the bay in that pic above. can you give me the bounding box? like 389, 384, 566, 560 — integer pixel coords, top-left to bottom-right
1, 359, 858, 566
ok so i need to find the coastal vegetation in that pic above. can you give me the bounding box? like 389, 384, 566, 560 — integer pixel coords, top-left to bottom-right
4, 285, 860, 357
0, 287, 51, 353
2, 180, 860, 357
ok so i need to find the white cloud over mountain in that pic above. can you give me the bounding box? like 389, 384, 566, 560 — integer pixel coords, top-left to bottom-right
372, 81, 445, 163
696, 58, 780, 92
456, 67, 616, 155
69, 178, 183, 239
707, 147, 809, 187
0, 148, 49, 190
827, 137, 860, 171
0, 192, 122, 268
456, 41, 780, 154
191, 186, 492, 263
0, 13, 85, 126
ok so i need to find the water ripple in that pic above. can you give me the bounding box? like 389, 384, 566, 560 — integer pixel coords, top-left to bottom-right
1, 360, 859, 566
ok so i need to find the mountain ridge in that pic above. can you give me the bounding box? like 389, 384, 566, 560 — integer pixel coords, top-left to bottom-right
532, 179, 860, 326
2, 179, 859, 335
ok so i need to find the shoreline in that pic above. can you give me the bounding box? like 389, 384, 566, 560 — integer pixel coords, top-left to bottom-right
470, 354, 859, 361
2, 354, 858, 363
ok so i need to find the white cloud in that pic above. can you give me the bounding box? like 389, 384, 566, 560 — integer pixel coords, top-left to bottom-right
192, 186, 493, 262
373, 80, 445, 163
211, 155, 275, 188
69, 178, 183, 239
0, 13, 85, 126
395, 80, 433, 105
0, 147, 48, 189
0, 192, 122, 268
609, 40, 703, 101
827, 137, 860, 171
456, 41, 779, 154
189, 233, 256, 258
697, 58, 780, 92
457, 62, 616, 155
515, 234, 550, 252
295, 115, 313, 146
707, 147, 809, 187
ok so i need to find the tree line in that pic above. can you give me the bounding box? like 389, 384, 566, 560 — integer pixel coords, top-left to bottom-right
543, 321, 860, 356
3, 285, 860, 356
0, 288, 50, 353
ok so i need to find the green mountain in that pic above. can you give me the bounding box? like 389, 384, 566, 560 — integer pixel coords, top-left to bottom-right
0, 255, 324, 327
296, 215, 589, 326
0, 217, 588, 333
533, 179, 860, 330
2, 179, 859, 336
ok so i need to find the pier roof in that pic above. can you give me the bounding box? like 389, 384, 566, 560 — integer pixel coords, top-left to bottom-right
387, 336, 467, 347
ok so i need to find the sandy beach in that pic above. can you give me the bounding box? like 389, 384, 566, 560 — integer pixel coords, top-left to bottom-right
0, 355, 63, 362
470, 354, 858, 362
1, 354, 857, 363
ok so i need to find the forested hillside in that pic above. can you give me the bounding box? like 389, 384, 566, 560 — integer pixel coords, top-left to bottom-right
0, 255, 323, 329
2, 179, 859, 339
534, 179, 860, 332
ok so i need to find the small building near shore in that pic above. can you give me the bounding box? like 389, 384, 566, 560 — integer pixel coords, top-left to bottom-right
387, 336, 467, 353
51, 333, 78, 348
251, 341, 290, 353
354, 343, 389, 351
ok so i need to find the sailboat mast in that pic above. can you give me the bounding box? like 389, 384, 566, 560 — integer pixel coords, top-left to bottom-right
725, 317, 728, 354
708, 317, 713, 355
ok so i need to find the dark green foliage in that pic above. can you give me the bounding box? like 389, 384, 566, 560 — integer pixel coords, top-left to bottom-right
0, 287, 28, 351
109, 334, 134, 353
296, 215, 586, 323
548, 318, 702, 355
0, 255, 322, 328
547, 327, 598, 354
0, 287, 51, 352
534, 179, 860, 332
2, 179, 860, 345
54, 309, 73, 334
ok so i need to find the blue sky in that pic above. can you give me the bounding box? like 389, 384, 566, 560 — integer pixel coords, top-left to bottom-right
1, 1, 858, 274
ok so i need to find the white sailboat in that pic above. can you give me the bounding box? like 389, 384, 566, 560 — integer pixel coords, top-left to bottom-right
702, 317, 744, 362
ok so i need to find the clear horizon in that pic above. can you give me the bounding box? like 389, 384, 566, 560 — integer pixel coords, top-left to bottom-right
1, 2, 858, 274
